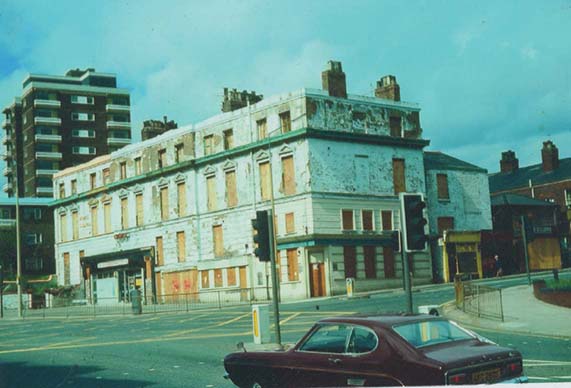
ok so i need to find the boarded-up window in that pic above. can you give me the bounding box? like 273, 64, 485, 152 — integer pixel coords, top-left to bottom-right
392, 158, 406, 194
362, 210, 374, 231
90, 173, 96, 189
214, 269, 223, 287
158, 149, 167, 168
104, 202, 111, 233
175, 143, 184, 163
207, 176, 217, 211
121, 197, 128, 229
225, 170, 237, 207
257, 118, 267, 140
177, 182, 186, 217
60, 213, 67, 242
134, 157, 142, 175
120, 162, 127, 179
91, 206, 98, 236
364, 246, 376, 279
437, 174, 449, 200
177, 231, 185, 262
136, 193, 144, 226
390, 116, 402, 137
281, 155, 295, 195
59, 183, 65, 199
160, 187, 169, 220
259, 162, 271, 201
201, 270, 210, 288
227, 267, 237, 286
223, 129, 234, 150
383, 246, 396, 278
71, 179, 77, 195
203, 135, 214, 155
71, 211, 78, 240
287, 249, 298, 281
213, 225, 224, 257
103, 168, 110, 185
437, 217, 454, 236
381, 210, 393, 231
280, 111, 291, 133
342, 209, 354, 230
285, 212, 295, 234
63, 252, 70, 286
343, 246, 356, 278
156, 236, 164, 266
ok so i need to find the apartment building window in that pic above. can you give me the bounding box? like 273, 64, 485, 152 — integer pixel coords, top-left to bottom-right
177, 231, 186, 263
364, 246, 376, 279
259, 161, 271, 201
73, 146, 96, 155
214, 269, 223, 288
72, 211, 78, 240
280, 111, 291, 133
285, 212, 295, 234
160, 187, 169, 221
158, 149, 167, 169
565, 189, 571, 208
156, 236, 164, 266
72, 129, 95, 138
281, 155, 295, 195
437, 217, 454, 236
60, 213, 67, 242
71, 112, 95, 121
104, 202, 112, 233
213, 225, 224, 257
223, 129, 234, 150
383, 247, 396, 278
342, 209, 354, 230
71, 179, 77, 195
381, 210, 393, 230
134, 157, 142, 175
90, 173, 96, 190
201, 271, 210, 289
121, 197, 129, 229
120, 162, 127, 179
24, 233, 43, 245
287, 249, 299, 281
63, 253, 70, 286
71, 95, 94, 104
362, 210, 374, 231
343, 246, 356, 279
103, 168, 110, 185
227, 267, 237, 287
437, 174, 450, 200
177, 182, 186, 217
257, 118, 267, 140
59, 183, 65, 199
135, 193, 144, 226
392, 158, 406, 194
389, 116, 402, 137
206, 175, 217, 211
175, 143, 184, 163
91, 206, 98, 236
203, 135, 214, 156
225, 170, 238, 208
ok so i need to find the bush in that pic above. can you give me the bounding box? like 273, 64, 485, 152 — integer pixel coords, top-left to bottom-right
545, 279, 571, 291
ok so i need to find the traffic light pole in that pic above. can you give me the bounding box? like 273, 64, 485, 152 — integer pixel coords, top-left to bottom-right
402, 243, 413, 314
267, 211, 282, 346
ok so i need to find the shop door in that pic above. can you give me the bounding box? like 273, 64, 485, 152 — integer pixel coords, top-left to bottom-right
239, 266, 248, 301
97, 276, 118, 304
309, 251, 326, 297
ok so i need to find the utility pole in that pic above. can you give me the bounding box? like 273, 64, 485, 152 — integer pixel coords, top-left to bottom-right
521, 216, 531, 286
267, 211, 281, 346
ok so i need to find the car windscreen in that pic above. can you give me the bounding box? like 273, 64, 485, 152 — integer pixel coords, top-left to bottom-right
392, 320, 474, 348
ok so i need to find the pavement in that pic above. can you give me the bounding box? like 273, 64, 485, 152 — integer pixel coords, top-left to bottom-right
443, 284, 571, 338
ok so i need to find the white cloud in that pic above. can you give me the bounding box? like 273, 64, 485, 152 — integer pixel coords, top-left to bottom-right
521, 46, 538, 60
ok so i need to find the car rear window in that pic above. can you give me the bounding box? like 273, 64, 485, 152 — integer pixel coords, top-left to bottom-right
392, 320, 473, 348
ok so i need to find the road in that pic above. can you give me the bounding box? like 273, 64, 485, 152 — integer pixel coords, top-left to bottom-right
0, 273, 569, 387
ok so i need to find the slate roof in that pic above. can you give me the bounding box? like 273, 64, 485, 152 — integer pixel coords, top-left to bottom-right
490, 193, 557, 208
423, 151, 487, 173
489, 157, 571, 193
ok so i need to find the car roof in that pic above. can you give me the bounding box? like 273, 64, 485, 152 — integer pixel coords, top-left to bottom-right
318, 313, 444, 329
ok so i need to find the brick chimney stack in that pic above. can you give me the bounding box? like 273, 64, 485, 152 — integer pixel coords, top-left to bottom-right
375, 75, 400, 101
321, 61, 347, 98
500, 150, 519, 173
541, 140, 559, 172
221, 88, 263, 113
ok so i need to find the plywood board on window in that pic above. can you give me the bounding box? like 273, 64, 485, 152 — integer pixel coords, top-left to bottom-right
282, 156, 296, 195
225, 170, 237, 207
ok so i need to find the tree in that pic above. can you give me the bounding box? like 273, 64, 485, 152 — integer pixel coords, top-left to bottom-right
0, 228, 17, 278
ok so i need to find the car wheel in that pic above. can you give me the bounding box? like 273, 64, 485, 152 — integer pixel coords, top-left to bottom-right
241, 381, 264, 388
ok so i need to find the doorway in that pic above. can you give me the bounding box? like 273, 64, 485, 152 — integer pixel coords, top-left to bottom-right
308, 251, 326, 297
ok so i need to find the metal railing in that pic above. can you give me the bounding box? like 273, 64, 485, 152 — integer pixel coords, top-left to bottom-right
455, 280, 504, 321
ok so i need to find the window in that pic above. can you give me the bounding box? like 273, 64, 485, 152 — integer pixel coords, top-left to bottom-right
175, 144, 184, 163
177, 182, 186, 217
214, 269, 223, 287
134, 157, 142, 175
437, 174, 449, 200
135, 193, 144, 226
24, 233, 42, 246
299, 324, 354, 354
203, 134, 214, 156
381, 210, 393, 231
257, 118, 267, 140
177, 231, 186, 262
59, 183, 65, 198
156, 236, 164, 266
71, 112, 95, 121
158, 149, 167, 169
104, 202, 112, 233
223, 129, 234, 150
60, 213, 67, 242
227, 267, 237, 287
225, 170, 237, 208
71, 179, 77, 195
206, 175, 217, 211
259, 161, 271, 201
121, 197, 129, 229
71, 95, 94, 104
281, 156, 295, 195
437, 217, 454, 236
343, 246, 356, 278
392, 158, 406, 194
342, 209, 354, 230
201, 271, 210, 289
73, 146, 96, 155
285, 212, 295, 234
362, 210, 374, 231
280, 111, 291, 133
72, 129, 95, 138
72, 211, 78, 240
120, 162, 127, 179
565, 189, 571, 208
160, 187, 169, 220
213, 225, 224, 257
364, 246, 376, 279
63, 253, 70, 286
103, 168, 110, 185
390, 116, 402, 137
287, 249, 298, 281
91, 206, 98, 236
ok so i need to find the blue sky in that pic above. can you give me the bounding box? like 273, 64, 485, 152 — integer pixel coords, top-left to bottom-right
1, 0, 570, 186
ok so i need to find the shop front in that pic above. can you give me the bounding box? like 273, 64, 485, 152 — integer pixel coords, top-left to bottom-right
442, 231, 483, 282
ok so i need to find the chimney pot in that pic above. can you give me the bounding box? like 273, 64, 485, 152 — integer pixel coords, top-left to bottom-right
375, 75, 400, 101
500, 150, 519, 173
321, 60, 347, 98
541, 140, 559, 172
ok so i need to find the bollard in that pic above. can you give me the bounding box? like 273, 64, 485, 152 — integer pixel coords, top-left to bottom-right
252, 304, 270, 344
346, 278, 355, 298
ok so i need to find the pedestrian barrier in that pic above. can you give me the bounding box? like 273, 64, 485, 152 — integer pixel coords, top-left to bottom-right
455, 280, 504, 322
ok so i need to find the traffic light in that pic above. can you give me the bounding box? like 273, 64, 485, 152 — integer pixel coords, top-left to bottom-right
400, 193, 428, 252
252, 210, 270, 261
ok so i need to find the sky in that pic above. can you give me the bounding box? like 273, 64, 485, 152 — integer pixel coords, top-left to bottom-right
1, 0, 570, 190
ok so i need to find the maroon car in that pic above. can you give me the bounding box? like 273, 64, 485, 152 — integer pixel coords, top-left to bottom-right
224, 314, 528, 387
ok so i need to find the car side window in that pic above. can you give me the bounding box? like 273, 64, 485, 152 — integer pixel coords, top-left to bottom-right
348, 327, 378, 354
299, 324, 352, 354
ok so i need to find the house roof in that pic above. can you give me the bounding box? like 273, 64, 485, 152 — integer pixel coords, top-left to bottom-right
490, 193, 557, 208
423, 151, 487, 173
489, 157, 571, 193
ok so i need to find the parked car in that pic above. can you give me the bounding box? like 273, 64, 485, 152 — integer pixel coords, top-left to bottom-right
224, 314, 528, 387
